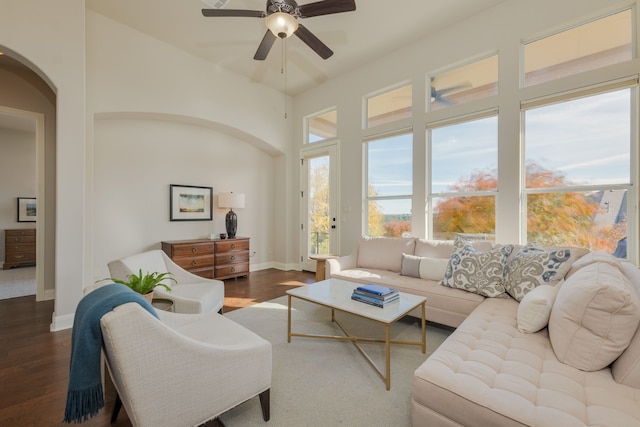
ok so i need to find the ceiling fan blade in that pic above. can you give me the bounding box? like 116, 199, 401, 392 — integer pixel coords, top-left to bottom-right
297, 0, 356, 18
294, 24, 333, 59
202, 9, 266, 18
254, 30, 277, 60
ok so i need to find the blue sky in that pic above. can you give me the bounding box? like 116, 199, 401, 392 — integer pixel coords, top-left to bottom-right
366, 88, 631, 215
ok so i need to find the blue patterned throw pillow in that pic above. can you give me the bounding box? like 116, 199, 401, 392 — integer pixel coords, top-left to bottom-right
503, 244, 577, 301
440, 235, 514, 298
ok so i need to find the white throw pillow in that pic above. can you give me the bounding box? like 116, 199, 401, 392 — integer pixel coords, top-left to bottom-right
516, 282, 562, 333
549, 262, 640, 372
419, 257, 449, 281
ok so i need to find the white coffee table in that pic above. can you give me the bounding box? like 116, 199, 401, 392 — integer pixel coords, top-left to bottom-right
286, 278, 426, 390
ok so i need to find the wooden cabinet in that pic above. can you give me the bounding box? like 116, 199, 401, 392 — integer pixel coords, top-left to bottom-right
161, 239, 215, 279
3, 229, 36, 270
214, 237, 250, 280
162, 237, 250, 280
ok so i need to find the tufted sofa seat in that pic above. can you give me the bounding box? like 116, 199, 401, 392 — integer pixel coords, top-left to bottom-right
412, 266, 640, 427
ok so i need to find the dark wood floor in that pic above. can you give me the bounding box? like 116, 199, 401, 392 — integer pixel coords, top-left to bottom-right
0, 268, 315, 427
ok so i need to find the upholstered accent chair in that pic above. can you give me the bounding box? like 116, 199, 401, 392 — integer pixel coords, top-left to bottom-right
102, 302, 272, 426
108, 249, 224, 314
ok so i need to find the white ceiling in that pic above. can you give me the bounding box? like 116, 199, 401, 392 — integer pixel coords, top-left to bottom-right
86, 0, 509, 96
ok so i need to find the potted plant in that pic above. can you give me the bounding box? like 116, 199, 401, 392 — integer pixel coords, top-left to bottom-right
107, 269, 176, 302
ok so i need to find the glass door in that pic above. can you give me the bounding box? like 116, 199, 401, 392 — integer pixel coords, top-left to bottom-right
300, 143, 339, 272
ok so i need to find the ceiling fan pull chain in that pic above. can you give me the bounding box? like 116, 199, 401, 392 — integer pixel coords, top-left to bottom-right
282, 38, 288, 119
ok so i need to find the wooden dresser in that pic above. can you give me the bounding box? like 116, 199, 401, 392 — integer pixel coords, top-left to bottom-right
214, 237, 250, 280
3, 228, 36, 270
161, 239, 215, 279
161, 237, 250, 280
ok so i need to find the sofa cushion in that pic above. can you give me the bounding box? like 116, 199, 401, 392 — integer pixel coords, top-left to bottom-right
516, 282, 562, 333
549, 262, 640, 372
400, 254, 422, 278
414, 238, 493, 258
357, 236, 416, 272
419, 257, 449, 281
503, 245, 579, 301
440, 235, 514, 298
612, 262, 640, 387
400, 254, 449, 281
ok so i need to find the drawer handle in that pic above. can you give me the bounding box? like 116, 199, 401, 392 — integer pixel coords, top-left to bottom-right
231, 255, 235, 261
191, 260, 197, 267
230, 243, 235, 249
231, 267, 236, 272
192, 247, 197, 253
14, 255, 24, 259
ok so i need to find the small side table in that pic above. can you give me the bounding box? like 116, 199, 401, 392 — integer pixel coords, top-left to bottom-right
151, 298, 174, 312
309, 254, 339, 282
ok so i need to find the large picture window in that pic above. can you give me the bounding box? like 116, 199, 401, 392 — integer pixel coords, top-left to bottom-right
523, 86, 633, 256
365, 132, 413, 237
429, 115, 498, 240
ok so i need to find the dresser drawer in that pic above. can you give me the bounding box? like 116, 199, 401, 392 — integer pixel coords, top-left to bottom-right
215, 239, 249, 253
172, 255, 214, 271
5, 229, 36, 243
5, 251, 36, 264
215, 251, 249, 265
215, 263, 249, 278
171, 242, 214, 258
6, 243, 36, 253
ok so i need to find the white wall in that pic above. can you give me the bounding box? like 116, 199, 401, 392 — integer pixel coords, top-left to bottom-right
86, 12, 289, 280
0, 128, 36, 263
292, 0, 638, 258
0, 0, 86, 330
92, 117, 275, 279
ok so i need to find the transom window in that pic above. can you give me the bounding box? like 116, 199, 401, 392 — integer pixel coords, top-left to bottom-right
306, 108, 337, 143
429, 54, 498, 111
523, 9, 633, 87
366, 84, 412, 128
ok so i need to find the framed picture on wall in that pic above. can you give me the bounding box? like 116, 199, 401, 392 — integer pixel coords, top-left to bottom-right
170, 184, 213, 221
17, 197, 37, 222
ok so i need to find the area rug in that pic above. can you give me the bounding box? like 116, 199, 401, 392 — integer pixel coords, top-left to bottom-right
219, 296, 452, 426
0, 266, 36, 299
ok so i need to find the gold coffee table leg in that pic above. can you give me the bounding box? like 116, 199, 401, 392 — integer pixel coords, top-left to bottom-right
385, 324, 391, 390
287, 295, 292, 343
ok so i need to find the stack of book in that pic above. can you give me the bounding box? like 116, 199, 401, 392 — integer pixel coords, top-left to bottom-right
351, 284, 399, 308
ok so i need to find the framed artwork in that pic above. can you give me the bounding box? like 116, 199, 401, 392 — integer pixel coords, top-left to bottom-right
17, 197, 37, 222
170, 184, 212, 221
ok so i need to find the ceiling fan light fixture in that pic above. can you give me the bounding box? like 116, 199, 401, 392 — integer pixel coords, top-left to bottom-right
266, 12, 299, 39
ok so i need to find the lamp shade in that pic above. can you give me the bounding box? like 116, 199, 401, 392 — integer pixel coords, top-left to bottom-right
218, 192, 245, 209
266, 12, 299, 38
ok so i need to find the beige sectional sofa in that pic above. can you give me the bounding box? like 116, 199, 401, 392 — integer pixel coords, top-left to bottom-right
326, 236, 495, 328
326, 236, 640, 427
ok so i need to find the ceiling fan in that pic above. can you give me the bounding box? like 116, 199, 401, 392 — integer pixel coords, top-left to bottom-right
202, 0, 356, 60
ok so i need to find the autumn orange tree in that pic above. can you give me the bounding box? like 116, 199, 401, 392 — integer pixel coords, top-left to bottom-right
433, 162, 625, 251
309, 163, 330, 253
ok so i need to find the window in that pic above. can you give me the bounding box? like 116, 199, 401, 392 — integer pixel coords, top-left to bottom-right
365, 132, 412, 236
429, 115, 498, 240
429, 54, 498, 111
366, 84, 412, 128
523, 9, 633, 87
306, 108, 337, 143
523, 86, 633, 256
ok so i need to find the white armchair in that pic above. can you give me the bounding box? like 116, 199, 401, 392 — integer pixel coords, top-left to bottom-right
101, 303, 272, 426
108, 249, 224, 314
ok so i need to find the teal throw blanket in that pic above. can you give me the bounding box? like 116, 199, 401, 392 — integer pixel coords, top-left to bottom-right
63, 283, 158, 423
